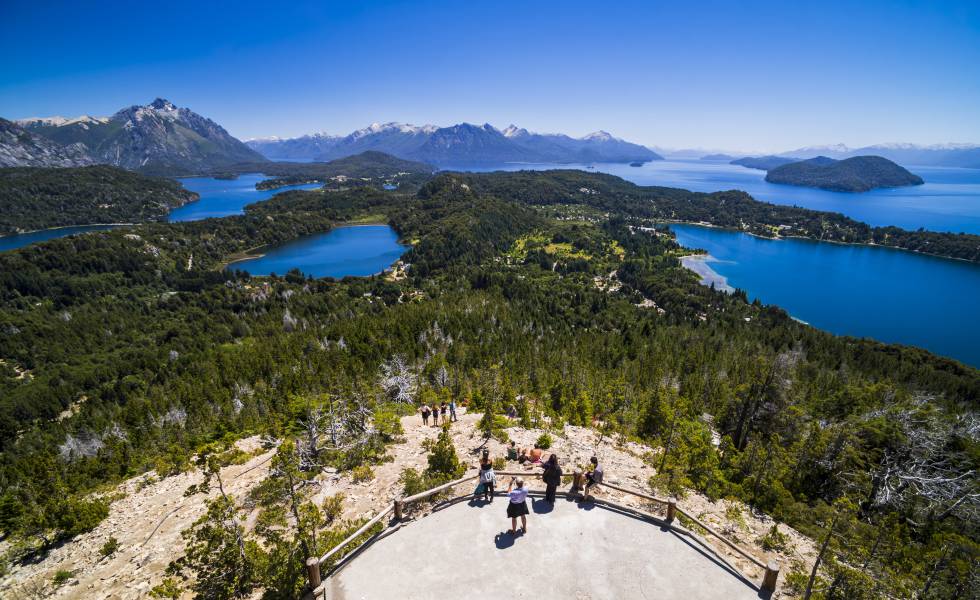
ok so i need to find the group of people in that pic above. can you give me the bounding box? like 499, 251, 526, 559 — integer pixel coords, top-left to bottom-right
418, 400, 457, 426
477, 448, 604, 535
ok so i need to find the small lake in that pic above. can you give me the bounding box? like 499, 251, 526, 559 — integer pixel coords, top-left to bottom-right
671, 224, 980, 367
462, 159, 980, 234
228, 225, 408, 279
0, 224, 129, 253
169, 173, 321, 221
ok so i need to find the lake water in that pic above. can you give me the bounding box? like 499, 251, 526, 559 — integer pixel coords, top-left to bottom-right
228, 225, 407, 279
0, 224, 129, 252
462, 159, 980, 234
169, 173, 321, 221
671, 224, 980, 367
0, 174, 321, 252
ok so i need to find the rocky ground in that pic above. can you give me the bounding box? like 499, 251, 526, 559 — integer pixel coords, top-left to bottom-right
1, 410, 816, 598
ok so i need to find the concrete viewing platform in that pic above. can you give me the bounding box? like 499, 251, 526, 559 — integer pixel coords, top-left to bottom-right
322, 495, 761, 600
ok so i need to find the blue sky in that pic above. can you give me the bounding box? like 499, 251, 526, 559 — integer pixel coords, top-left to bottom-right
2, 0, 978, 152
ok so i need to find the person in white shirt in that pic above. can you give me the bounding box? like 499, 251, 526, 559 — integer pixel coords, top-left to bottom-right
505, 476, 530, 534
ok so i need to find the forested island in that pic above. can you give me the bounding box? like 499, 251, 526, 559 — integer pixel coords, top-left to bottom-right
0, 165, 198, 235
0, 162, 976, 598
765, 155, 925, 192
230, 151, 435, 190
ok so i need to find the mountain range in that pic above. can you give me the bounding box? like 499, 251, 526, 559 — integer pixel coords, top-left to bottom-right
777, 143, 980, 169
0, 118, 96, 168
247, 122, 662, 165
12, 99, 265, 175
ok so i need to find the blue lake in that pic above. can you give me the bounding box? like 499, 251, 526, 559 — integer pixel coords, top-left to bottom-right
0, 224, 129, 252
462, 159, 980, 234
0, 174, 321, 252
169, 173, 321, 221
228, 225, 408, 279
671, 224, 980, 367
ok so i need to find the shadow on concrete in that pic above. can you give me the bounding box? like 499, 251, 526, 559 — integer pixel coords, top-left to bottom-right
531, 498, 555, 514
575, 499, 597, 511
494, 531, 518, 549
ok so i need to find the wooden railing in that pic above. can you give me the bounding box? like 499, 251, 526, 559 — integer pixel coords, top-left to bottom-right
305, 467, 780, 597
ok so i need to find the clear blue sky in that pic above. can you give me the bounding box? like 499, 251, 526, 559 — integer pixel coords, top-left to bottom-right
2, 0, 978, 152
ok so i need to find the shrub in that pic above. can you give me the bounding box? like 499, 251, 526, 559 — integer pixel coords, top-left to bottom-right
351, 465, 374, 483
56, 496, 109, 539
724, 504, 747, 532
426, 425, 464, 478
52, 569, 74, 586
150, 577, 183, 599
100, 536, 120, 557
535, 433, 553, 450
322, 494, 345, 524
760, 524, 790, 552
492, 457, 507, 470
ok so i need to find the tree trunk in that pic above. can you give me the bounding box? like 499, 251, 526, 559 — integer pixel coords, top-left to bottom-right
804, 513, 839, 600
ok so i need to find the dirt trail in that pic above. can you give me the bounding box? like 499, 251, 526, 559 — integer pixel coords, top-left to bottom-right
1, 411, 814, 598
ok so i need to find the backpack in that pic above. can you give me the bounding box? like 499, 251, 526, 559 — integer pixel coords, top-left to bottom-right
481, 467, 496, 484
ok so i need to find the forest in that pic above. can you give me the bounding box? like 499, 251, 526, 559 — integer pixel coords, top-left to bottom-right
459, 169, 980, 262
218, 151, 435, 191
0, 169, 976, 598
0, 166, 198, 235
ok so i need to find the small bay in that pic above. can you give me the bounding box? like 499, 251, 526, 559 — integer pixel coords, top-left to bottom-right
228, 225, 407, 279
169, 173, 321, 221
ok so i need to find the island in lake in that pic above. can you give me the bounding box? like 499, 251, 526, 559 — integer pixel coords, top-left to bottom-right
764, 155, 924, 192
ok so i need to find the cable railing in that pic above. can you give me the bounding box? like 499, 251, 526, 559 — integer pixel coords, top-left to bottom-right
305, 467, 780, 598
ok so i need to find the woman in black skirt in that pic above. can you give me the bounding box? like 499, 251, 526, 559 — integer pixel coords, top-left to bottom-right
505, 476, 530, 534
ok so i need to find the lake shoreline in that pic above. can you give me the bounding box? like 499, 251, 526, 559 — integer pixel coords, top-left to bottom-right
0, 222, 137, 239
663, 220, 975, 264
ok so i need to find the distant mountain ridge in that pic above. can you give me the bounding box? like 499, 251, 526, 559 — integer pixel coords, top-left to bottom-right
247, 122, 661, 165
15, 99, 265, 175
0, 119, 95, 168
765, 156, 925, 192
779, 143, 980, 169
730, 155, 799, 171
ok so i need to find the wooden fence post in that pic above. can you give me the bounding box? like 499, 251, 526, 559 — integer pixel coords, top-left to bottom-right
762, 560, 780, 593
666, 497, 677, 523
394, 499, 404, 521
306, 556, 322, 589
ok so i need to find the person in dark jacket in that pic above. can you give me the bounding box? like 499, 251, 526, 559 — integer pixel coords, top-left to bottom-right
540, 454, 563, 503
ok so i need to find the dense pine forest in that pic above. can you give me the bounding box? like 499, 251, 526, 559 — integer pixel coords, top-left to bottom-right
0, 165, 198, 235
0, 168, 976, 598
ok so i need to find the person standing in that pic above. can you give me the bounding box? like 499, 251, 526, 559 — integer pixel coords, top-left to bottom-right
420, 404, 431, 426
541, 454, 563, 503
449, 399, 458, 422
479, 450, 496, 503
506, 476, 530, 534
440, 401, 448, 424
432, 403, 440, 426
580, 456, 603, 502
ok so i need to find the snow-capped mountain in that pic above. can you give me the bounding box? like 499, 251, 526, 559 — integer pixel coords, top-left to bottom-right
248, 122, 661, 165
0, 118, 96, 168
17, 98, 265, 174
781, 142, 980, 168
